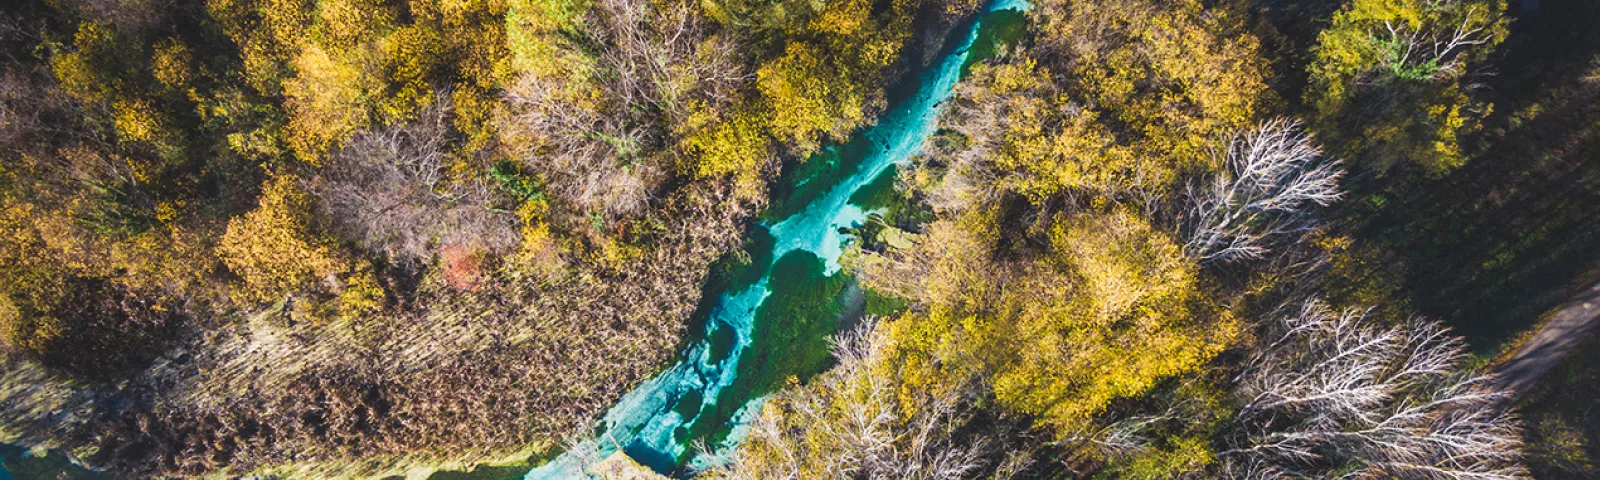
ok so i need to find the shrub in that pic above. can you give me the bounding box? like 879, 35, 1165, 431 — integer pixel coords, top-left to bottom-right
439, 244, 485, 291
0, 278, 180, 382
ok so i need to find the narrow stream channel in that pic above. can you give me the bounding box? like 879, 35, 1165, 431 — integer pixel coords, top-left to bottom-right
526, 0, 1031, 476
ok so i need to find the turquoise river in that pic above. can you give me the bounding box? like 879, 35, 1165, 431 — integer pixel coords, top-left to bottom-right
527, 0, 1030, 476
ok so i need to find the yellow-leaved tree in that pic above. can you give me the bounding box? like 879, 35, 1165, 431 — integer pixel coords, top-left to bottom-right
1038, 0, 1268, 178
938, 0, 1270, 209
947, 58, 1135, 202
870, 211, 1236, 437
754, 0, 918, 154
211, 0, 512, 164
218, 174, 383, 320
988, 211, 1231, 432
1306, 0, 1508, 175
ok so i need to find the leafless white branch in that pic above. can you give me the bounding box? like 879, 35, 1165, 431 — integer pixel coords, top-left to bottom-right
1364, 1, 1499, 83
708, 318, 1009, 480
1184, 119, 1345, 263
1221, 299, 1527, 479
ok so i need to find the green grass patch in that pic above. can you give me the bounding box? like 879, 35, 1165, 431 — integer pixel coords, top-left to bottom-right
685, 250, 848, 452
963, 9, 1028, 75
864, 287, 910, 317
847, 164, 899, 211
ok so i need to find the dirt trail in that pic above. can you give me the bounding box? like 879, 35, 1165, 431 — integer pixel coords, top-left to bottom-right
1492, 280, 1600, 401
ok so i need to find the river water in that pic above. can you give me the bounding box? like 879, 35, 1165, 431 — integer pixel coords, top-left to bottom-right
525, 0, 1030, 476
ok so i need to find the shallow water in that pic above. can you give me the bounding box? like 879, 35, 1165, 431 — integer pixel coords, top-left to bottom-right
524, 1, 1031, 477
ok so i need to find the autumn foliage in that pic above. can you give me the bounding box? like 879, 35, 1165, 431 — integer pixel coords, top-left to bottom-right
0, 0, 1554, 477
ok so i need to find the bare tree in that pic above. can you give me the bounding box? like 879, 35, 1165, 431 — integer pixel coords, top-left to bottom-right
1364, 0, 1503, 83
1184, 119, 1345, 264
312, 96, 518, 264
1221, 299, 1526, 479
707, 318, 1017, 480
919, 75, 1015, 215
551, 427, 615, 479
499, 0, 744, 221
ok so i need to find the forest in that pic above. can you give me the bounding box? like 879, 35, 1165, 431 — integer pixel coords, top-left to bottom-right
0, 0, 1595, 478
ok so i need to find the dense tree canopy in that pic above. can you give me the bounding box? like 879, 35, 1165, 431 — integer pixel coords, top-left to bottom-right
0, 0, 951, 475
0, 0, 1581, 477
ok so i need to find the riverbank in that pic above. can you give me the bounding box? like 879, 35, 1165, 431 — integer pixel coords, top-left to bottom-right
522, 0, 1030, 476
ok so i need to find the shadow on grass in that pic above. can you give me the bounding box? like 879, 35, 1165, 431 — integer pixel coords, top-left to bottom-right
1331, 0, 1600, 353
1518, 334, 1600, 477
